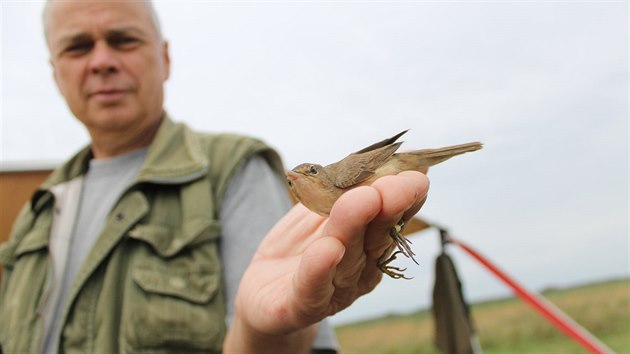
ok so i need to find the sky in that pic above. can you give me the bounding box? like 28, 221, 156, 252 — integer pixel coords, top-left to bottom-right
1, 1, 627, 326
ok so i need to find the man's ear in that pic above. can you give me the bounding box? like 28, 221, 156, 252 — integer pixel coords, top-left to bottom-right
50, 58, 59, 86
162, 41, 170, 81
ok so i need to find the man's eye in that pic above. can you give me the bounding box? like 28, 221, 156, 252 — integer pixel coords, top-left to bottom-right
65, 42, 93, 54
109, 36, 139, 49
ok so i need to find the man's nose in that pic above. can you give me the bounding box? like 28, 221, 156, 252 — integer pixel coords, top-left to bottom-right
88, 42, 120, 75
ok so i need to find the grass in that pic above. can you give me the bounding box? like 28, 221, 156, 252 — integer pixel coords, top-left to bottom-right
334, 278, 629, 354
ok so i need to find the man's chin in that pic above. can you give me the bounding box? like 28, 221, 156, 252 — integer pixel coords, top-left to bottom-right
81, 109, 141, 132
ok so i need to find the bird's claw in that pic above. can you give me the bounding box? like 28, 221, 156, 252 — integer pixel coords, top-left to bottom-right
377, 250, 412, 280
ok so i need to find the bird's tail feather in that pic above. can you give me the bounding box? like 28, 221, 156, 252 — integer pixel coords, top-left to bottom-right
404, 142, 483, 167
417, 142, 482, 156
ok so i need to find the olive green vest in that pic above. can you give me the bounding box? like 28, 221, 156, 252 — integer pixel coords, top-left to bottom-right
0, 117, 284, 354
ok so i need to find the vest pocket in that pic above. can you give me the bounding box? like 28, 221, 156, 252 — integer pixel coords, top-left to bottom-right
123, 259, 224, 353
132, 265, 218, 304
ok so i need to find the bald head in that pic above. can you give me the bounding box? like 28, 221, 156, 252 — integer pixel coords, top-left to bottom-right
43, 0, 163, 48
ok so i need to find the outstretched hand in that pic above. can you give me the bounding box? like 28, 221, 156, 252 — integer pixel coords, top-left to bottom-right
224, 171, 429, 353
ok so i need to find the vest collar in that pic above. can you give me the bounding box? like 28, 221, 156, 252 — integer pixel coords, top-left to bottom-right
136, 115, 209, 184
32, 114, 209, 210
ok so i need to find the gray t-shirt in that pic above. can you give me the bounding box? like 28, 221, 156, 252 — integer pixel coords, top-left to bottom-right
43, 151, 338, 353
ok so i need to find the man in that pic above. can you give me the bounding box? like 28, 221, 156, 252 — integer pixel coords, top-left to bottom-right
0, 1, 429, 353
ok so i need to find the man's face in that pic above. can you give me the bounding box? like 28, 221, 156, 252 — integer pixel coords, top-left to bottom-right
45, 1, 170, 135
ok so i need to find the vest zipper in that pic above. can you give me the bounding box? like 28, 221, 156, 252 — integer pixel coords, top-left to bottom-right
33, 256, 55, 354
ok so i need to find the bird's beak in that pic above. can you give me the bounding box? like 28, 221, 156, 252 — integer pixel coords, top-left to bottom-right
286, 171, 299, 181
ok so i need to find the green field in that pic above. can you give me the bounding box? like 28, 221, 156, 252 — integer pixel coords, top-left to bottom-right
334, 278, 629, 354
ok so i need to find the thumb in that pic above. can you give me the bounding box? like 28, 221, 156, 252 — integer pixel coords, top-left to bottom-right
290, 236, 345, 325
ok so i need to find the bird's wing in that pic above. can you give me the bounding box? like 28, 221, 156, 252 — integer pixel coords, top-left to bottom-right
353, 129, 408, 154
328, 142, 403, 188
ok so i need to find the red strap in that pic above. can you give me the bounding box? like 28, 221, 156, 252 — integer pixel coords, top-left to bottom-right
449, 236, 613, 354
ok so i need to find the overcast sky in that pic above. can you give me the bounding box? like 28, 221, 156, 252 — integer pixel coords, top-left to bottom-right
1, 1, 627, 325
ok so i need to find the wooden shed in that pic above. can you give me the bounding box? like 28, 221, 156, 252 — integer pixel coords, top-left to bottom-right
0, 163, 55, 244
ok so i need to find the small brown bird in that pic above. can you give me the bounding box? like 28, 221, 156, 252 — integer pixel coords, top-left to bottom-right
286, 130, 482, 279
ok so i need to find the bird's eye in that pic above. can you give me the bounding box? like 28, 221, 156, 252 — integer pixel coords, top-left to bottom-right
309, 165, 318, 174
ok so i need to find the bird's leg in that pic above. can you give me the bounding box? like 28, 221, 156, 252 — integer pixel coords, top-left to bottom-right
376, 220, 418, 279
390, 220, 418, 265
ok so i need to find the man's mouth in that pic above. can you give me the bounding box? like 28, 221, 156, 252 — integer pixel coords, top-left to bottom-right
89, 89, 130, 104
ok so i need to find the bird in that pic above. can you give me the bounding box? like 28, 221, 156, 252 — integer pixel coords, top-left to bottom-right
286, 129, 482, 279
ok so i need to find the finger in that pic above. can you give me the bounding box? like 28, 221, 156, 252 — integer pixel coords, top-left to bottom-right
357, 255, 384, 295
402, 194, 428, 222
398, 171, 430, 221
364, 172, 429, 260
290, 236, 345, 324
324, 186, 381, 287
